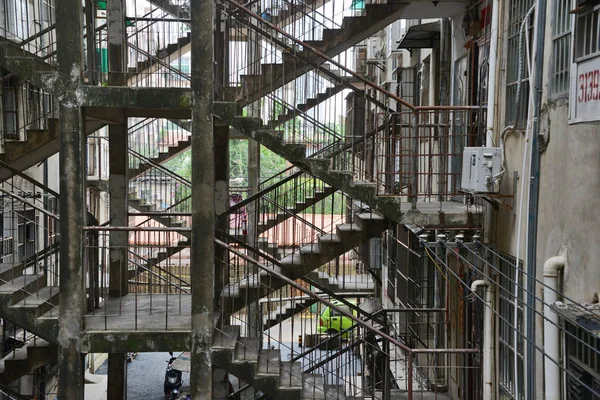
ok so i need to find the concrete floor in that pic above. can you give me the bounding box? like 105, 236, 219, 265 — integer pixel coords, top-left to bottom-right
84, 294, 192, 330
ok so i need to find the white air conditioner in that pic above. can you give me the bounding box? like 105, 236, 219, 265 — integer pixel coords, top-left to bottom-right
461, 147, 502, 194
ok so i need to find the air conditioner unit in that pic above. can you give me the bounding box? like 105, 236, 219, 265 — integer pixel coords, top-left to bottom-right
461, 147, 502, 194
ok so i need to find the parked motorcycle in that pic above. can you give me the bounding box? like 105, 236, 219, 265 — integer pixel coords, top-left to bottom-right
164, 352, 183, 400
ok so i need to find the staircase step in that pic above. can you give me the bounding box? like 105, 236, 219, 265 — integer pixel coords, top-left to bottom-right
324, 384, 346, 399
0, 263, 25, 283
10, 286, 60, 317
213, 325, 240, 349
0, 274, 46, 305
302, 373, 326, 399
257, 348, 280, 376
280, 361, 303, 388
234, 337, 260, 362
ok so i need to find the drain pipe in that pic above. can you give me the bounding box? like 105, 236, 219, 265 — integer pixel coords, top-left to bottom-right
526, 0, 549, 395
543, 256, 565, 400
472, 279, 493, 399
485, 0, 500, 148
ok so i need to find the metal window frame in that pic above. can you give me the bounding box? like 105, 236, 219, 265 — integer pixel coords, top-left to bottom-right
504, 0, 535, 128
575, 5, 600, 61
551, 0, 573, 95
497, 253, 526, 400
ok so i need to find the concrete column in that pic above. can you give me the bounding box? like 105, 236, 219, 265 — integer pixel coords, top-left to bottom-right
214, 124, 230, 309
107, 353, 128, 400
190, 0, 215, 399
246, 139, 261, 338
56, 0, 85, 398
107, 0, 128, 297
107, 0, 126, 87
108, 117, 129, 297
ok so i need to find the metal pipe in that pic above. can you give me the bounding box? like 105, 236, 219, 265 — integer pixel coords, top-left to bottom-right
526, 0, 549, 395
543, 256, 566, 400
485, 0, 500, 147
472, 279, 493, 400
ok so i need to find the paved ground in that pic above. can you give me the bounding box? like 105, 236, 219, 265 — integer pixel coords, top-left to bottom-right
96, 351, 190, 399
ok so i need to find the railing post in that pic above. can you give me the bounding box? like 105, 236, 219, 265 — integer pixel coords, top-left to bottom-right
407, 352, 413, 400
411, 112, 419, 210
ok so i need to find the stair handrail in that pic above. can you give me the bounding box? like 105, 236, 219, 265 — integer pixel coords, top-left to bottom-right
225, 0, 485, 113
0, 160, 60, 199
223, 170, 303, 216
127, 249, 190, 292
263, 91, 343, 140
217, 228, 375, 321
218, 237, 479, 360
216, 237, 414, 351
128, 148, 191, 186
222, 0, 417, 111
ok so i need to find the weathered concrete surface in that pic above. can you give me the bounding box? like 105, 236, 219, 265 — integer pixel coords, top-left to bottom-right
56, 0, 86, 397
0, 39, 58, 92
231, 126, 481, 228
80, 86, 192, 114
190, 0, 215, 399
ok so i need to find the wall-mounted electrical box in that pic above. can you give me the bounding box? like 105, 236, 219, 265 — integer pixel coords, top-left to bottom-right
461, 147, 502, 194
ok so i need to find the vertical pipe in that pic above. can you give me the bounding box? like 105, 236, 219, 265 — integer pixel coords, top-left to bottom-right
190, 0, 214, 399
543, 256, 565, 400
407, 352, 413, 399
485, 0, 500, 148
527, 0, 548, 396
471, 280, 493, 400
410, 112, 418, 210
56, 0, 85, 398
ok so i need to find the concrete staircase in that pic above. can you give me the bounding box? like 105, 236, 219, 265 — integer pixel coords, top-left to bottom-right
212, 325, 344, 400
221, 212, 387, 315
229, 2, 407, 106
128, 137, 191, 180
0, 339, 57, 385
264, 82, 348, 130
0, 117, 107, 182
228, 124, 480, 228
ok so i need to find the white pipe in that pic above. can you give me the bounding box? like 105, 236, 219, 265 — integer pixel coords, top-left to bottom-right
543, 256, 566, 400
472, 280, 493, 400
485, 0, 500, 147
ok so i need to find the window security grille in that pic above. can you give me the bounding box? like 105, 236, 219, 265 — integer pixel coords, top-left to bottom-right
552, 0, 573, 94
565, 320, 600, 400
575, 5, 600, 60
498, 254, 525, 400
505, 0, 535, 128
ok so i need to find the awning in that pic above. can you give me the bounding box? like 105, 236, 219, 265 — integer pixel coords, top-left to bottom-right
552, 302, 600, 337
396, 21, 440, 49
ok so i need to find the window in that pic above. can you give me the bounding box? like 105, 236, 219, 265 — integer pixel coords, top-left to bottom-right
565, 320, 600, 399
498, 254, 525, 400
552, 0, 573, 94
1, 72, 19, 140
505, 0, 535, 127
576, 5, 600, 60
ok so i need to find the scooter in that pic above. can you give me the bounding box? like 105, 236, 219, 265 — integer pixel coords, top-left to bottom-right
164, 352, 183, 400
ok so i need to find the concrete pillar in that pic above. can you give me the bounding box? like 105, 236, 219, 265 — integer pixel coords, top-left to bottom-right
246, 139, 261, 338
56, 0, 85, 398
107, 0, 129, 297
107, 353, 128, 400
108, 117, 129, 297
190, 0, 215, 398
107, 0, 126, 87
214, 124, 230, 309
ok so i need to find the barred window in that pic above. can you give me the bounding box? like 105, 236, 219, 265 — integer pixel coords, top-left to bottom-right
498, 254, 525, 400
575, 5, 600, 60
552, 0, 573, 94
505, 0, 535, 127
565, 320, 600, 399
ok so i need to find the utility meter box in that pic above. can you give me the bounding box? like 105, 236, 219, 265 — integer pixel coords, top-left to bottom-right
461, 147, 502, 194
